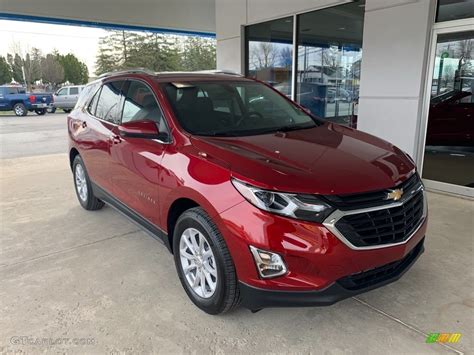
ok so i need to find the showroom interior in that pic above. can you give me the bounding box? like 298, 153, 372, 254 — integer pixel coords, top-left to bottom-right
0, 0, 473, 353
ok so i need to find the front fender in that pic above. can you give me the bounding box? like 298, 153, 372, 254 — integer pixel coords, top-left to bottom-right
159, 147, 244, 232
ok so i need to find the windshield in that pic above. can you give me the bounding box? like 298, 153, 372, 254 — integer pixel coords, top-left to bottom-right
163, 81, 318, 137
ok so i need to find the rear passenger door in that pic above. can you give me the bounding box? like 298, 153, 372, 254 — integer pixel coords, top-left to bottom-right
78, 80, 125, 193
109, 79, 170, 226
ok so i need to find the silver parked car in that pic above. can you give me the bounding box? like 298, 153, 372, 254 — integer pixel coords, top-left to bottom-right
52, 85, 84, 113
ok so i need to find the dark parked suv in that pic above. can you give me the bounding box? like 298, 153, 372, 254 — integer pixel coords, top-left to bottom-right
68, 70, 427, 314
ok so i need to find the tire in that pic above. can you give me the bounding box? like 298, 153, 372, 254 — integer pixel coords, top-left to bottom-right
72, 155, 104, 211
13, 103, 27, 116
35, 109, 46, 115
173, 207, 240, 314
48, 107, 56, 114
63, 109, 72, 113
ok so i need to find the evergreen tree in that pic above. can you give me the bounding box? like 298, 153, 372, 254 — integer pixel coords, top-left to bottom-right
7, 53, 24, 83
0, 56, 12, 84
57, 53, 89, 84
180, 37, 216, 71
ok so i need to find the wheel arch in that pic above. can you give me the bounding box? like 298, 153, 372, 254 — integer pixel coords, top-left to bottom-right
166, 197, 200, 253
69, 148, 80, 171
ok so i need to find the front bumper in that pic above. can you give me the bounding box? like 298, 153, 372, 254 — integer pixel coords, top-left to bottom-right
240, 237, 425, 310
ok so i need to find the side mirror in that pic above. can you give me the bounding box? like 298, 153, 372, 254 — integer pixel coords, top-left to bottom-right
118, 120, 163, 140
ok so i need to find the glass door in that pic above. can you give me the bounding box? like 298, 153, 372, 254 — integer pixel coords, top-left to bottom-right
422, 29, 474, 196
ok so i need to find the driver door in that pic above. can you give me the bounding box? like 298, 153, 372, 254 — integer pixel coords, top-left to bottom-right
109, 79, 170, 226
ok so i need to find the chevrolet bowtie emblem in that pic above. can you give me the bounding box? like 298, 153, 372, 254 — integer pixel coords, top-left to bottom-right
387, 188, 404, 201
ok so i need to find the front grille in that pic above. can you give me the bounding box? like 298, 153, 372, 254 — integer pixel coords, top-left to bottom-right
337, 238, 424, 290
322, 173, 421, 211
334, 190, 424, 247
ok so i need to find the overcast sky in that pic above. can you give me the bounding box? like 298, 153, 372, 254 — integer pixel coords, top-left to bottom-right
0, 20, 107, 75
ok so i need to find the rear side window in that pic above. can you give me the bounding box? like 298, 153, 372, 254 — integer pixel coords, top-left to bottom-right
95, 81, 125, 124
87, 88, 101, 115
69, 87, 79, 95
76, 83, 99, 110
6, 87, 18, 95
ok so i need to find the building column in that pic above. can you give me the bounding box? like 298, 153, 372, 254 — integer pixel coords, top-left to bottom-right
215, 0, 247, 73
357, 0, 436, 158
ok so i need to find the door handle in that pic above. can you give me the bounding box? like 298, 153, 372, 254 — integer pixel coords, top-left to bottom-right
109, 134, 122, 144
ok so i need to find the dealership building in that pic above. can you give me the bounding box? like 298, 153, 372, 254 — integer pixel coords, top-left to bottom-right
1, 0, 473, 197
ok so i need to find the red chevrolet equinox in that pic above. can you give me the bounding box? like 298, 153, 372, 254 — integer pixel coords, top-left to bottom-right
68, 70, 427, 314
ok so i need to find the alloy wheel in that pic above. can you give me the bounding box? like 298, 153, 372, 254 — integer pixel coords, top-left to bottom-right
14, 105, 25, 116
179, 227, 218, 298
75, 164, 88, 202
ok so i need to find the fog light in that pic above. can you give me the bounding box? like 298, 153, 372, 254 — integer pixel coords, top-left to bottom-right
249, 246, 287, 278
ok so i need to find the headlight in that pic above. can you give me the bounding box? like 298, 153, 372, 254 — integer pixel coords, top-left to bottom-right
231, 178, 334, 223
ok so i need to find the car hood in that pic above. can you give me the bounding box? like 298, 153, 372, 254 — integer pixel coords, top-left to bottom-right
190, 123, 415, 195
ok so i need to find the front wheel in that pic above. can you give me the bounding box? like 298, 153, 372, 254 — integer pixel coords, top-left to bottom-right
72, 155, 104, 211
48, 107, 56, 113
13, 103, 27, 116
173, 207, 240, 314
63, 109, 72, 113
35, 108, 46, 115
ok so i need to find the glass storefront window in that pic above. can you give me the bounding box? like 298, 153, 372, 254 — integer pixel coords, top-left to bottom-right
295, 1, 364, 127
436, 0, 474, 22
245, 17, 293, 95
423, 31, 474, 188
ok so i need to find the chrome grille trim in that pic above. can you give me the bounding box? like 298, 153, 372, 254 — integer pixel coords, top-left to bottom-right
323, 185, 427, 251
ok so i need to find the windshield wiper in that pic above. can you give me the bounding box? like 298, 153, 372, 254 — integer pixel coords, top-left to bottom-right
275, 123, 316, 133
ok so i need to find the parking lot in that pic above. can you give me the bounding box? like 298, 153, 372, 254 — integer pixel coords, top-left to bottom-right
0, 114, 472, 354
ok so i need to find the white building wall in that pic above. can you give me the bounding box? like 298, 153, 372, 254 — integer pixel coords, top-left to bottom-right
216, 0, 435, 158
357, 0, 435, 157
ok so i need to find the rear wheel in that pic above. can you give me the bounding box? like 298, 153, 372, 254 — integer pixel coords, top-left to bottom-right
13, 103, 27, 116
173, 207, 240, 314
63, 109, 72, 113
35, 109, 46, 115
72, 155, 104, 211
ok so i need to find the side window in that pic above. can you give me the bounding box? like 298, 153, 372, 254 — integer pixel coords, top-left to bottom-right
77, 83, 98, 110
95, 81, 124, 124
69, 87, 79, 95
87, 88, 101, 116
57, 88, 67, 96
7, 87, 18, 95
122, 80, 166, 131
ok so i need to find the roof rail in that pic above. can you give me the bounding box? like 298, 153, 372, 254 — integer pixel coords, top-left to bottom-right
98, 68, 157, 78
98, 68, 243, 78
194, 69, 243, 76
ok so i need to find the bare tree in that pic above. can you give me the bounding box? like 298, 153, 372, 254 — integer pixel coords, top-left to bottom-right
250, 42, 277, 69
41, 54, 64, 87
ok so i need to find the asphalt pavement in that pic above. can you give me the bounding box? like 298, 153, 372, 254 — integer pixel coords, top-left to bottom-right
0, 113, 68, 159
